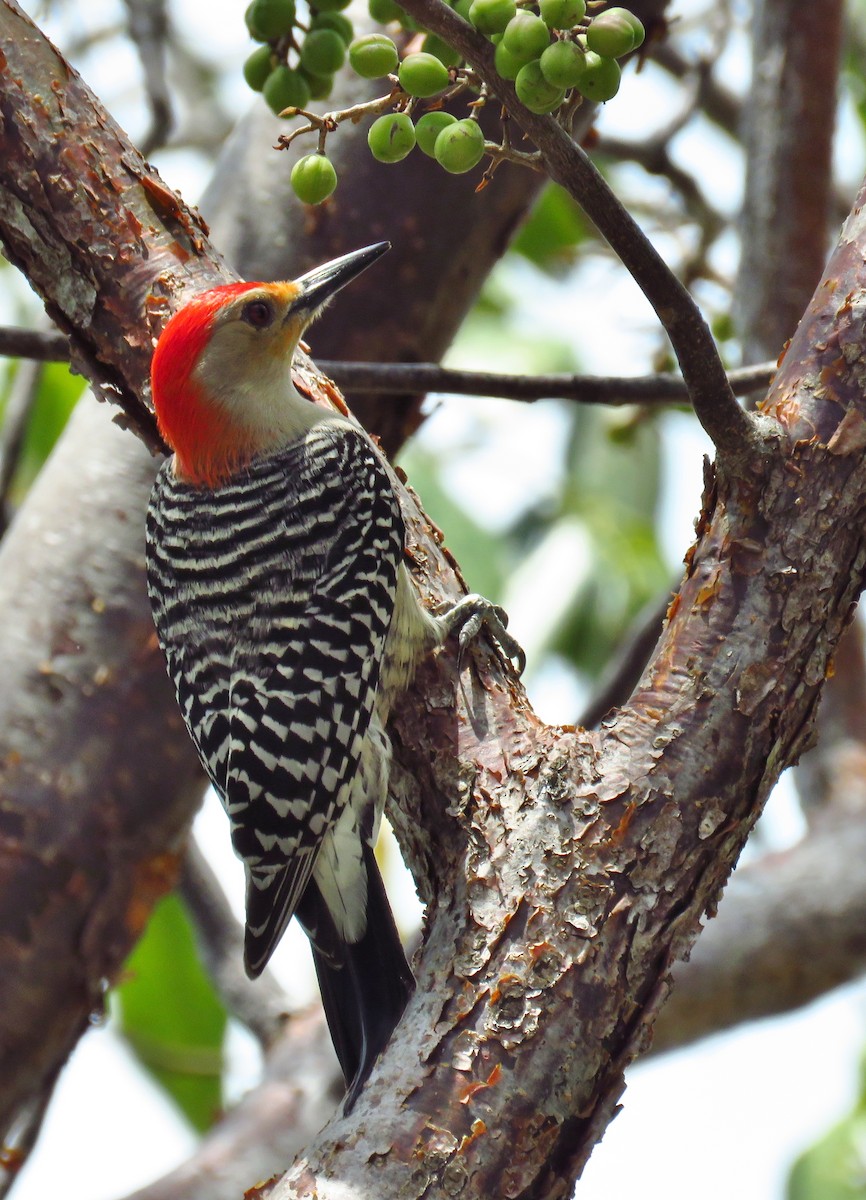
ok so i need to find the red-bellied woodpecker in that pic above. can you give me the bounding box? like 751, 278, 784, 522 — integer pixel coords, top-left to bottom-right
145, 242, 523, 1107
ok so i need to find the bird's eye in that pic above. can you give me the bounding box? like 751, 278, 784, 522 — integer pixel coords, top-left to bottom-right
242, 299, 275, 329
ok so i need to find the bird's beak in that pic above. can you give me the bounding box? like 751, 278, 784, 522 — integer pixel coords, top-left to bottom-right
290, 242, 391, 320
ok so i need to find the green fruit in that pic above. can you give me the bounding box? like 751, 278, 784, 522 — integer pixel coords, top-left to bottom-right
586, 9, 638, 57
368, 0, 404, 20
452, 0, 474, 17
244, 44, 275, 91
311, 11, 354, 40
494, 37, 523, 79
468, 0, 516, 36
299, 66, 335, 99
367, 112, 417, 162
300, 28, 346, 73
415, 110, 457, 155
515, 59, 565, 112
574, 50, 620, 99
598, 6, 644, 48
291, 154, 338, 204
349, 33, 399, 77
262, 65, 311, 114
618, 7, 645, 47
398, 52, 451, 97
501, 11, 551, 65
245, 2, 266, 40
421, 33, 463, 67
539, 0, 586, 28
433, 118, 485, 173
539, 39, 586, 87
247, 0, 296, 39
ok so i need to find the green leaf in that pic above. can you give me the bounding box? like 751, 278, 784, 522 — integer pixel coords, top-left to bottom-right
0, 361, 85, 505
512, 182, 589, 274
787, 1049, 866, 1199
788, 1112, 866, 1199
112, 893, 227, 1132
510, 406, 666, 674
843, 9, 866, 147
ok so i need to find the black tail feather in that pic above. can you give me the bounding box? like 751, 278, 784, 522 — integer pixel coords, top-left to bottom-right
295, 844, 415, 1110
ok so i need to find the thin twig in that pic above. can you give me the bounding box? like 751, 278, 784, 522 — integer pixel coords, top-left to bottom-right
0, 327, 68, 362
122, 0, 173, 155
596, 132, 726, 288
0, 1068, 59, 1197
392, 0, 763, 468
0, 324, 776, 407
179, 840, 291, 1050
317, 359, 776, 404
274, 87, 405, 151
651, 41, 740, 138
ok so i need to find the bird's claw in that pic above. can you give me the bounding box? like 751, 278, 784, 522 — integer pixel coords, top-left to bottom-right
438, 593, 526, 675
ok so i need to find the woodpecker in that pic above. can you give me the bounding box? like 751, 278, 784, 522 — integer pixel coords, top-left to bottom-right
145, 242, 522, 1107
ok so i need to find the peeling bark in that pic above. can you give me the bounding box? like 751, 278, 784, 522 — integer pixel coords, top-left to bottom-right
0, 395, 205, 1138
0, 0, 230, 1138
265, 192, 866, 1197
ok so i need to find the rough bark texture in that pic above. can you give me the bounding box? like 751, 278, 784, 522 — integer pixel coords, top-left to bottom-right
0, 395, 206, 1140
264, 190, 866, 1196
630, 0, 863, 1060
0, 0, 229, 1136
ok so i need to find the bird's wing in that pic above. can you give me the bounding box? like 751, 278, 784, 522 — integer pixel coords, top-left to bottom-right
222, 425, 405, 974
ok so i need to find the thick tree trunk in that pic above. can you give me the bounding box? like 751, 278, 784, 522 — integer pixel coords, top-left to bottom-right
269, 183, 866, 1194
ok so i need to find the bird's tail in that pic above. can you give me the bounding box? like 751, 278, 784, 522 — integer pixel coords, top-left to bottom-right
295, 843, 415, 1110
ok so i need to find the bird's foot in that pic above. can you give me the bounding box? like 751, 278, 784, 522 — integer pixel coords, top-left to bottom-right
436, 593, 526, 675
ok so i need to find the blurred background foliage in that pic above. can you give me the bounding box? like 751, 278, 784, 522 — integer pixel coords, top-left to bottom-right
112, 896, 226, 1132
4, 0, 866, 1193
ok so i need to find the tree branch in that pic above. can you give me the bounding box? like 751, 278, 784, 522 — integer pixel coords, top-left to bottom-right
269, 172, 866, 1196
0, 322, 776, 408
654, 812, 866, 1053
651, 40, 740, 139
0, 394, 206, 1146
392, 0, 761, 468
122, 0, 173, 155
0, 326, 68, 362
123, 1009, 343, 1200
317, 359, 776, 405
734, 0, 843, 368
0, 357, 42, 534
0, 0, 234, 1144
179, 841, 291, 1051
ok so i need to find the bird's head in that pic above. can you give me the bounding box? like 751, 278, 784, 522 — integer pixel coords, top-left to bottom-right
150, 241, 390, 488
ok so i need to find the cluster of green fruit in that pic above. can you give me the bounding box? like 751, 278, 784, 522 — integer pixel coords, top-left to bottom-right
483, 0, 644, 112
242, 0, 645, 205
244, 0, 354, 113
288, 41, 488, 204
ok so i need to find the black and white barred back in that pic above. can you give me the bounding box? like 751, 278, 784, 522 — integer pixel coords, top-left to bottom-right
145, 420, 405, 968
